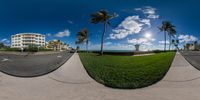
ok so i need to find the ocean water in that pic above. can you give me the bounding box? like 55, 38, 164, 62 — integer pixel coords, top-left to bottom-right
88, 50, 134, 52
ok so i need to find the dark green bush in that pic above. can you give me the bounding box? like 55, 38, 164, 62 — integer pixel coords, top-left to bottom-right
2, 48, 21, 52
25, 44, 38, 52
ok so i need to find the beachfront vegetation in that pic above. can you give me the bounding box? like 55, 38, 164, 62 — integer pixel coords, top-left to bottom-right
0, 44, 52, 52
79, 52, 176, 89
90, 10, 117, 55
172, 39, 180, 51
158, 21, 176, 51
0, 42, 5, 49
76, 28, 89, 52
0, 48, 21, 52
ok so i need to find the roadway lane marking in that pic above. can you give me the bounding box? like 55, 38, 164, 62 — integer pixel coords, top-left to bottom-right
57, 56, 62, 58
1, 58, 10, 62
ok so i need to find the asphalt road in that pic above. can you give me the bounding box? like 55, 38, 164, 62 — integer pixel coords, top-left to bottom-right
181, 51, 200, 70
0, 51, 73, 77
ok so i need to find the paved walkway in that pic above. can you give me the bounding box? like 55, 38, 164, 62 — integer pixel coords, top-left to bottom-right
0, 52, 200, 100
133, 53, 155, 56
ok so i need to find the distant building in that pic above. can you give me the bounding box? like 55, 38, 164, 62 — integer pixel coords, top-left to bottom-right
46, 40, 69, 51
184, 41, 198, 50
11, 33, 45, 49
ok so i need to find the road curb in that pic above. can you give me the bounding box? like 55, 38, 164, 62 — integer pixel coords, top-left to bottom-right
180, 51, 200, 71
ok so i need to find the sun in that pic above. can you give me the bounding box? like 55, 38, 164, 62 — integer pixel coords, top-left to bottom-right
144, 32, 152, 39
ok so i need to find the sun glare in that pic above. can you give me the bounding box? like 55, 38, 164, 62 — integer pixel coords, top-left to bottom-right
144, 32, 152, 39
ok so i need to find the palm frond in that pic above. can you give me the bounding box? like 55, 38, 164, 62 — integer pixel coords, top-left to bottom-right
90, 10, 117, 24
76, 28, 89, 44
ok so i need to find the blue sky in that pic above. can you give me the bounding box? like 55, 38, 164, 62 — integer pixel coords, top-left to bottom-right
0, 0, 199, 50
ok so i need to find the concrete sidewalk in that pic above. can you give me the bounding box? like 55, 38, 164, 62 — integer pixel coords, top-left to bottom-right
0, 52, 200, 100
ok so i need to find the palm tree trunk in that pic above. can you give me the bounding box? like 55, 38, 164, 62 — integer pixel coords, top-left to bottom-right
176, 46, 180, 51
169, 35, 171, 51
175, 44, 180, 51
86, 40, 88, 53
100, 21, 107, 55
164, 31, 166, 52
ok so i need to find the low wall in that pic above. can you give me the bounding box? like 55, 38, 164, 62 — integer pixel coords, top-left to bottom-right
78, 51, 154, 56
78, 50, 176, 56
0, 51, 64, 55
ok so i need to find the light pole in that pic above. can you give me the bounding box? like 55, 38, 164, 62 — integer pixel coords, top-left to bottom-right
38, 46, 40, 52
21, 48, 24, 52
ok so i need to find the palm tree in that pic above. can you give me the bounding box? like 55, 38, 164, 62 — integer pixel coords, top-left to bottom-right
194, 41, 198, 50
172, 39, 180, 51
158, 21, 176, 51
185, 43, 190, 50
168, 27, 176, 50
48, 40, 62, 51
76, 28, 89, 52
57, 40, 62, 51
90, 10, 117, 55
0, 42, 5, 49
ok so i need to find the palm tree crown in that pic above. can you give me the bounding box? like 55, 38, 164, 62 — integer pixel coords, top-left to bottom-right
76, 28, 89, 52
91, 10, 116, 24
159, 21, 175, 32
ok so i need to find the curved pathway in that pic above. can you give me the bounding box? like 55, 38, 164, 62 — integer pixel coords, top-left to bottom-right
0, 52, 200, 100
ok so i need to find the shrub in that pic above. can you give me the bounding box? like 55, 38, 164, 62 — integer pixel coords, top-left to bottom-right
26, 44, 38, 52
153, 50, 163, 53
39, 48, 53, 51
3, 48, 21, 52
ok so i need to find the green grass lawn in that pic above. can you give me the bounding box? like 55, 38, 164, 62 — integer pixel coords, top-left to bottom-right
79, 52, 176, 89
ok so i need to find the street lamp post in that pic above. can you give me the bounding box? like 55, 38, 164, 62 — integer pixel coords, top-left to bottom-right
21, 48, 24, 52
38, 46, 40, 52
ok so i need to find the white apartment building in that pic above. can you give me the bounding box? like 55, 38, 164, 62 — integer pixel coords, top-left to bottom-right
11, 33, 45, 48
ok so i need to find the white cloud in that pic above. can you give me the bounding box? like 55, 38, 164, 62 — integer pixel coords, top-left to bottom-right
140, 19, 151, 26
109, 16, 150, 39
88, 43, 135, 50
147, 15, 159, 19
142, 42, 153, 46
127, 38, 155, 45
109, 6, 159, 40
46, 33, 52, 37
6, 40, 10, 43
158, 40, 170, 45
178, 34, 198, 43
135, 6, 159, 19
142, 6, 156, 14
55, 30, 70, 37
104, 42, 112, 45
0, 38, 10, 46
1, 38, 7, 42
134, 8, 142, 11
67, 20, 73, 24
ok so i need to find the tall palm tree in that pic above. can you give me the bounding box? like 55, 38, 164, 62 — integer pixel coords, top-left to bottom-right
172, 39, 180, 51
76, 28, 89, 52
168, 27, 176, 50
90, 10, 117, 55
185, 43, 190, 50
158, 21, 176, 51
194, 41, 198, 50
